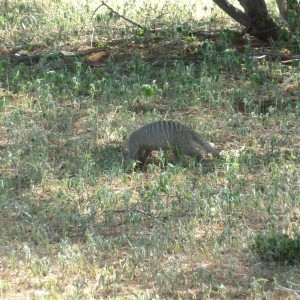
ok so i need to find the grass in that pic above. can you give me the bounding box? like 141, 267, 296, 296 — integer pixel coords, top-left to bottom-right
0, 0, 300, 299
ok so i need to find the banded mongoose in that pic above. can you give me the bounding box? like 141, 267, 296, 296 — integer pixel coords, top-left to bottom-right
128, 120, 220, 163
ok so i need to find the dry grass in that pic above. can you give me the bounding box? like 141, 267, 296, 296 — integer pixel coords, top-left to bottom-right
0, 0, 300, 299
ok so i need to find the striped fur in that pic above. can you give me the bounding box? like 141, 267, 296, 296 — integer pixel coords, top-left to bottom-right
128, 120, 220, 162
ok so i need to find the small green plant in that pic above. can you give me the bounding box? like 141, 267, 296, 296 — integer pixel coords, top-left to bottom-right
253, 231, 300, 264
0, 0, 299, 299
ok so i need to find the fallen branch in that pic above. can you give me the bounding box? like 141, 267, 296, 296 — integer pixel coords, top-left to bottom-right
275, 284, 300, 298
247, 52, 300, 64
1, 47, 109, 65
281, 59, 300, 65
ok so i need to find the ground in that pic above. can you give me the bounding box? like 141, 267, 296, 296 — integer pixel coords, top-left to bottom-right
0, 0, 300, 299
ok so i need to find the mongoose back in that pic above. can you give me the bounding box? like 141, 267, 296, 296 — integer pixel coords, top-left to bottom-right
128, 120, 220, 163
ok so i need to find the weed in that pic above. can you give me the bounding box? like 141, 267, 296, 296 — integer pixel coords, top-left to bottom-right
253, 231, 300, 264
0, 0, 299, 299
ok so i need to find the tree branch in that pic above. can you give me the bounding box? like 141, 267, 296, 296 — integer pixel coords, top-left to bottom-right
90, 1, 145, 30
212, 0, 250, 27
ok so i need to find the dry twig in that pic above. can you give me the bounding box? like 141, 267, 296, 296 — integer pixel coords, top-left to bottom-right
90, 1, 145, 29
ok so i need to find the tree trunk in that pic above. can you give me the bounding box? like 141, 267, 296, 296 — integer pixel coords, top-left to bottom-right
212, 0, 250, 27
212, 0, 280, 41
243, 0, 280, 40
276, 0, 288, 20
276, 0, 300, 32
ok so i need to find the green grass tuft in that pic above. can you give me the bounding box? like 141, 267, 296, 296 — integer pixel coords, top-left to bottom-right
0, 0, 299, 299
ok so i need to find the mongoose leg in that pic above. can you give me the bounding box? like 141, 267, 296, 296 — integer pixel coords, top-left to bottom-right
136, 149, 152, 164
181, 143, 203, 161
